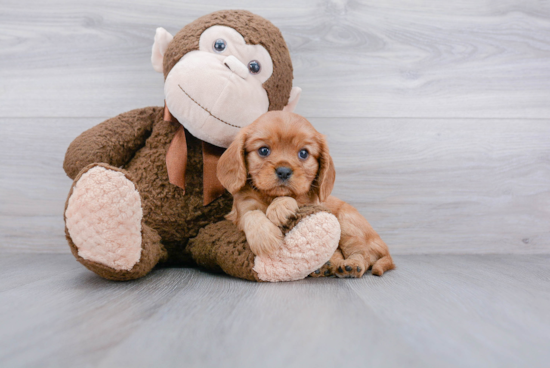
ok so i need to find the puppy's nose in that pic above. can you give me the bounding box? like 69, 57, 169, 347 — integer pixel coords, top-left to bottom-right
276, 167, 293, 181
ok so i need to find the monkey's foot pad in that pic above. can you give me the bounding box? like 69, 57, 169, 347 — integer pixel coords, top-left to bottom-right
254, 206, 341, 282
65, 165, 143, 271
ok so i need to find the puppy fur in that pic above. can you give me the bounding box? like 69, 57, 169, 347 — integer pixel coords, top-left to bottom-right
217, 111, 394, 277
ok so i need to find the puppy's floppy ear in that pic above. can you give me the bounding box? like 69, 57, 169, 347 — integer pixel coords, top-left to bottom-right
312, 134, 336, 202
217, 130, 248, 194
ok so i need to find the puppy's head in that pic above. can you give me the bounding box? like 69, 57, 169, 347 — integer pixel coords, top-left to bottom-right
217, 111, 335, 201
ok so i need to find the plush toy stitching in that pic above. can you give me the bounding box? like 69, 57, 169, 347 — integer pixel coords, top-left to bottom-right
178, 84, 242, 129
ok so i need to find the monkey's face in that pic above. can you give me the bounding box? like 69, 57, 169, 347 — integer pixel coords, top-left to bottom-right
164, 26, 274, 148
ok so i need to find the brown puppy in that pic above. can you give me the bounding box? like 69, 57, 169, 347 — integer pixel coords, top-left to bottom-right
217, 111, 394, 277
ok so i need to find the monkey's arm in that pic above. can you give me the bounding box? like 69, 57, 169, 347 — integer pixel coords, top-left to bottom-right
63, 107, 161, 179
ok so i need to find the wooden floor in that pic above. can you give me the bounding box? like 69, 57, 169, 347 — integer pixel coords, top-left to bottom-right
1, 254, 549, 368
1, 0, 550, 367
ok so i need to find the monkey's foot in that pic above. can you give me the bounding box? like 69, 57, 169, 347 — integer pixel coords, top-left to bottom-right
64, 163, 164, 281
253, 205, 341, 282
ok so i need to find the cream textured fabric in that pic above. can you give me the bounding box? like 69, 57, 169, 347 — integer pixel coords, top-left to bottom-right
254, 212, 341, 282
65, 167, 143, 271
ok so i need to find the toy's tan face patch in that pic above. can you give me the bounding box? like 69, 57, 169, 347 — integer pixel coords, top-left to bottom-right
165, 26, 273, 148
200, 26, 273, 83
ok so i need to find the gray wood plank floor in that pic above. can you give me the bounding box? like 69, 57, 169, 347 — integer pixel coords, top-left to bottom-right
1, 254, 549, 368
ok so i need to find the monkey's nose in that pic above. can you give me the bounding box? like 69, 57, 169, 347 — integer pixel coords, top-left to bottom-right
223, 55, 248, 80
276, 167, 293, 181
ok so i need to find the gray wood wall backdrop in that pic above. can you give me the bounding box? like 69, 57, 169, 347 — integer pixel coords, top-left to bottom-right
1, 0, 549, 254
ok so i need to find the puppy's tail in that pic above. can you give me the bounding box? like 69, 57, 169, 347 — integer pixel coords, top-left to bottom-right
371, 255, 395, 276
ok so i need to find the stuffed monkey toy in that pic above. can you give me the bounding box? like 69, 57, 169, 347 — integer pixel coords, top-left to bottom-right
63, 10, 340, 282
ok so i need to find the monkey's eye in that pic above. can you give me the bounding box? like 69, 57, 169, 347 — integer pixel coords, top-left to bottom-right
248, 60, 261, 74
213, 39, 227, 53
258, 147, 271, 157
298, 149, 309, 160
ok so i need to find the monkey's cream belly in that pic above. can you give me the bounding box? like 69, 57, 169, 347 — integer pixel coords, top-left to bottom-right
65, 166, 143, 271
254, 212, 341, 282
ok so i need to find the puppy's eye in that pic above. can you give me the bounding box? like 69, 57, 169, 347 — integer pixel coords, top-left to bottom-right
298, 149, 309, 160
213, 39, 227, 53
258, 147, 271, 157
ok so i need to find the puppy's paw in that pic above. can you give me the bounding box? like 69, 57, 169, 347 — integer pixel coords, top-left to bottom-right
333, 258, 368, 278
266, 197, 299, 227
247, 225, 283, 256
309, 260, 334, 278
244, 210, 284, 256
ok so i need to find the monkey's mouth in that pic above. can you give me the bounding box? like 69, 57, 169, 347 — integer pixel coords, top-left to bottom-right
178, 84, 241, 129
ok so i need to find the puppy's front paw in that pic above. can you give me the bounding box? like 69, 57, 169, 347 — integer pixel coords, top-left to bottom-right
266, 197, 299, 227
244, 210, 284, 256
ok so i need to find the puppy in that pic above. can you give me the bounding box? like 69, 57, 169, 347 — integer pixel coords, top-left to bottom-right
217, 111, 394, 277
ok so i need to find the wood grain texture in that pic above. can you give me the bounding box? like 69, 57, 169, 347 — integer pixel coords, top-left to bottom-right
1, 117, 549, 254
0, 118, 81, 252
314, 117, 550, 254
0, 254, 548, 367
1, 0, 550, 118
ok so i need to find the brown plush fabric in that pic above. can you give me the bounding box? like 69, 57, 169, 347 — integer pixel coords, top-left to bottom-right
280, 205, 332, 235
187, 220, 260, 282
163, 10, 293, 111
63, 107, 233, 272
64, 163, 168, 281
63, 107, 159, 180
123, 108, 233, 246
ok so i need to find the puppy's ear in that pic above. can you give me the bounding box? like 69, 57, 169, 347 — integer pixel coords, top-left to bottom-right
217, 131, 248, 194
312, 134, 336, 202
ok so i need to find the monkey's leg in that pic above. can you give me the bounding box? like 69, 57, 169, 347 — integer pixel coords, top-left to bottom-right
187, 205, 341, 282
64, 163, 167, 281
187, 220, 258, 281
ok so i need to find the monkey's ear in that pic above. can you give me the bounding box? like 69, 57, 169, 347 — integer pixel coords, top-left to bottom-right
282, 87, 302, 113
217, 131, 248, 194
151, 27, 174, 73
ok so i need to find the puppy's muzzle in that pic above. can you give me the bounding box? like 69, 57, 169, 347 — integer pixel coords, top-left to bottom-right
275, 167, 293, 181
